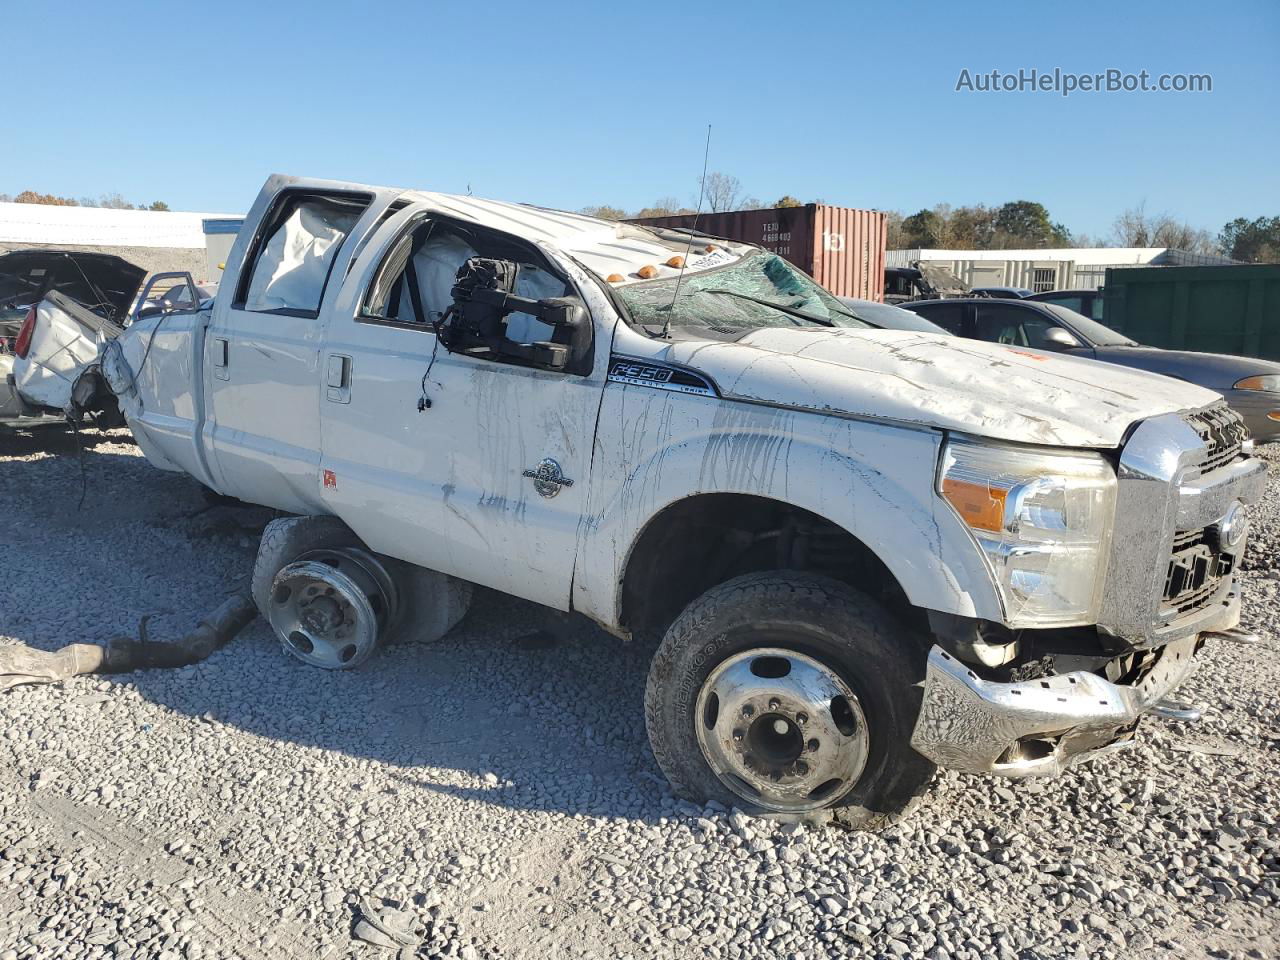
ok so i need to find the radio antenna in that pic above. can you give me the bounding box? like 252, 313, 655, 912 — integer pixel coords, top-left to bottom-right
662, 124, 712, 339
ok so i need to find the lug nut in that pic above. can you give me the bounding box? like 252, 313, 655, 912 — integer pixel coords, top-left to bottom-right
796, 713, 808, 725
741, 704, 755, 718
768, 698, 780, 710
806, 738, 819, 752
732, 728, 744, 742
795, 761, 808, 775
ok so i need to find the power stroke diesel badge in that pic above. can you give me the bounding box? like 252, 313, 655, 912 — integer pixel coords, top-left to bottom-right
523, 458, 574, 498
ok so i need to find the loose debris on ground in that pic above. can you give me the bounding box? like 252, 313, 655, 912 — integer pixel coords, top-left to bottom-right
1, 427, 1277, 960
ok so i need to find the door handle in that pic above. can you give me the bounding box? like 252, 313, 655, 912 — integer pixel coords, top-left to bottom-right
326, 354, 352, 403
212, 337, 230, 381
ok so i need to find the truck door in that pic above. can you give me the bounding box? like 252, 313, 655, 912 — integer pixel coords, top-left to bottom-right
203, 184, 377, 512
316, 206, 612, 610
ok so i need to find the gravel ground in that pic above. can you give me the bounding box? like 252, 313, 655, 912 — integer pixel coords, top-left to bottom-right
1, 427, 1277, 960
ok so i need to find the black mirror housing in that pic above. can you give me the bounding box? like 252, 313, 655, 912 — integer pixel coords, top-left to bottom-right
444, 258, 592, 373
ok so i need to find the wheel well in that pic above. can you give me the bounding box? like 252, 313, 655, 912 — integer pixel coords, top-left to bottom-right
620, 494, 917, 641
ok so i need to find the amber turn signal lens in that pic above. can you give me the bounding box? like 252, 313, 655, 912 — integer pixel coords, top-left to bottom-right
666, 256, 685, 268
606, 274, 624, 283
1234, 374, 1280, 391
637, 265, 659, 279
704, 244, 717, 252
941, 475, 1007, 533
1268, 411, 1280, 422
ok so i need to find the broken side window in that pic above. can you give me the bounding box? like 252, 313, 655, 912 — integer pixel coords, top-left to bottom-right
238, 193, 370, 317
362, 221, 568, 345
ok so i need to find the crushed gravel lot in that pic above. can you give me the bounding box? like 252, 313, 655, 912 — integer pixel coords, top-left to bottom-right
1, 427, 1278, 960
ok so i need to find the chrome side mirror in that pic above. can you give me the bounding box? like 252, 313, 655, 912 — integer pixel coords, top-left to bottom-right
1042, 326, 1082, 350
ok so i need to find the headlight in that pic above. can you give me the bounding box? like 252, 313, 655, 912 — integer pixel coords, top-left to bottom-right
1234, 374, 1280, 392
939, 439, 1117, 628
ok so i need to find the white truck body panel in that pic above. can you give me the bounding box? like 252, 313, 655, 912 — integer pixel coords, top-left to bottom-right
574, 326, 1007, 625
111, 303, 217, 484
315, 202, 621, 607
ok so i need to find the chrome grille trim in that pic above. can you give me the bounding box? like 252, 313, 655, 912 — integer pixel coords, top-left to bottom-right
1098, 407, 1266, 648
1183, 404, 1247, 477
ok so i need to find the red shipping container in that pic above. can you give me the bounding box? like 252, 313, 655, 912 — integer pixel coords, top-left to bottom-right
627, 204, 886, 301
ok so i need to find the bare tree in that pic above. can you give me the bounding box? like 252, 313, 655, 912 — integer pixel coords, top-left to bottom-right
1112, 201, 1217, 254
634, 196, 694, 219
580, 205, 628, 221
98, 192, 135, 210
699, 172, 743, 213
1113, 202, 1157, 246
884, 211, 906, 249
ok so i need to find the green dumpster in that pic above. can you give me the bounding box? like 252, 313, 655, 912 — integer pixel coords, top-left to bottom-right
1103, 264, 1280, 361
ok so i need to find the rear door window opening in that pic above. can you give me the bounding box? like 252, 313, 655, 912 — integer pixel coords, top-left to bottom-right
235, 191, 372, 317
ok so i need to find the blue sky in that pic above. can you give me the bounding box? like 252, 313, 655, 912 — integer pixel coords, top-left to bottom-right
4, 0, 1276, 240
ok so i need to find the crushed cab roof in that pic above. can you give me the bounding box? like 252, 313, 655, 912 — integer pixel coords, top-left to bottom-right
258, 174, 758, 289
404, 190, 757, 286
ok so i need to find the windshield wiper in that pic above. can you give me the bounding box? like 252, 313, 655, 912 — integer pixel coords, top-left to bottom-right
701, 289, 841, 327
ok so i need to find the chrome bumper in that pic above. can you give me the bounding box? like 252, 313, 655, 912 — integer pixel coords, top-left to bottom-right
910, 624, 1217, 777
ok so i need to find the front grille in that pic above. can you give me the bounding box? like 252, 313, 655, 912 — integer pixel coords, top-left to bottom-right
1183, 405, 1247, 475
1162, 523, 1233, 617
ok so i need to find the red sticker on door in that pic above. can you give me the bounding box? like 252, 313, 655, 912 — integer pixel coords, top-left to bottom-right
323, 469, 337, 490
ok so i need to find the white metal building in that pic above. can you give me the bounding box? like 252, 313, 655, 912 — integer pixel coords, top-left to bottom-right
886, 247, 1237, 291
0, 201, 243, 283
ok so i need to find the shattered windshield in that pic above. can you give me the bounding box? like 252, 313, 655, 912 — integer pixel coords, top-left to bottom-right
616, 251, 869, 332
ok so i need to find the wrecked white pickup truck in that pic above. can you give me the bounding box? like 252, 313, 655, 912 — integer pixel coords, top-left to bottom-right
71, 174, 1267, 825
1, 249, 210, 426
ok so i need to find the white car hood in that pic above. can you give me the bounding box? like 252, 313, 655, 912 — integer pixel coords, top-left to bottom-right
664, 328, 1221, 448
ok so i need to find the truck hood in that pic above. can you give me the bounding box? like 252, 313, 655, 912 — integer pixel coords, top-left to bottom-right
665, 328, 1222, 448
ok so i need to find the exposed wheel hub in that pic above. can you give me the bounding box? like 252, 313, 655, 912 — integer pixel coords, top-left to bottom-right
268, 548, 398, 670
300, 594, 344, 634
695, 648, 869, 812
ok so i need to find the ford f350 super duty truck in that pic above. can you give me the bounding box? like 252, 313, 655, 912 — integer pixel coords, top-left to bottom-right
73, 174, 1267, 826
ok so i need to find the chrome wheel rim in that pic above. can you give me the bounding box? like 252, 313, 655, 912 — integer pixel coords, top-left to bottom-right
268, 548, 395, 669
695, 647, 869, 812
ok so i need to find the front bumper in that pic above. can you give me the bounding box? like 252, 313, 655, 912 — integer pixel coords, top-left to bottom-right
910, 622, 1217, 776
